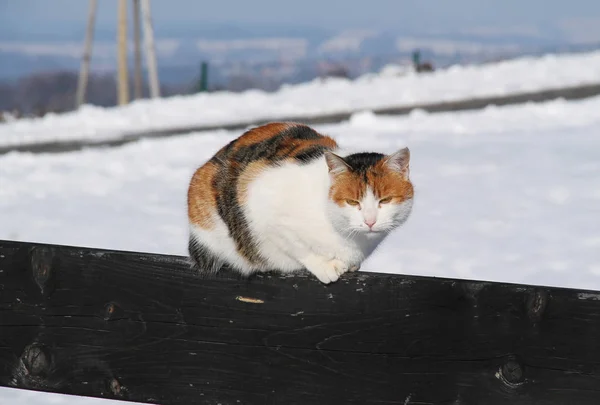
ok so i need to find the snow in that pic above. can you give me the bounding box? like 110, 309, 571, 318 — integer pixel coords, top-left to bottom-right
1, 50, 600, 148
0, 388, 145, 405
2, 56, 600, 404
2, 96, 599, 291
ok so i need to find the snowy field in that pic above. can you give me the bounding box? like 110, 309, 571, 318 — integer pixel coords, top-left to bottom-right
1, 50, 600, 147
2, 96, 599, 290
2, 73, 600, 405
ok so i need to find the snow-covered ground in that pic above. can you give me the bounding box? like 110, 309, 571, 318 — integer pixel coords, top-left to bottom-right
1, 50, 600, 148
2, 66, 600, 405
0, 388, 146, 405
2, 96, 599, 290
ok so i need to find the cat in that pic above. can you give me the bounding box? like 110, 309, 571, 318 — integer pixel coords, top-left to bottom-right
187, 122, 414, 284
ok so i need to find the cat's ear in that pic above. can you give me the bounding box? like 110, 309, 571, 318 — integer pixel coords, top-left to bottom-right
383, 147, 410, 178
325, 152, 350, 176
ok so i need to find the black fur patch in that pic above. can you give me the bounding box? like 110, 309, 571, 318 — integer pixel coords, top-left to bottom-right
343, 152, 385, 180
189, 237, 223, 275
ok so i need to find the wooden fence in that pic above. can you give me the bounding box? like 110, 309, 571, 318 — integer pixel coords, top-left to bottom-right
1, 239, 600, 404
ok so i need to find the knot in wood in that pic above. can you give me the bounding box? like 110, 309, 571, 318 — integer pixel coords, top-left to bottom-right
22, 344, 50, 377
500, 358, 524, 386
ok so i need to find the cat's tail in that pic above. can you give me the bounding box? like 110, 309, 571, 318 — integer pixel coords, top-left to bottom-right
188, 237, 223, 276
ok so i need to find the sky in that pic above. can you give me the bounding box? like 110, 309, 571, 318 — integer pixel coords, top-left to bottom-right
1, 0, 600, 40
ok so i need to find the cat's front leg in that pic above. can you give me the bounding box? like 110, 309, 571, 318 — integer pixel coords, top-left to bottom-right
299, 253, 350, 284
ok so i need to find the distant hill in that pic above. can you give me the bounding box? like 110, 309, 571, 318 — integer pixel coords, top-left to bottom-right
1, 21, 593, 82
1, 20, 598, 114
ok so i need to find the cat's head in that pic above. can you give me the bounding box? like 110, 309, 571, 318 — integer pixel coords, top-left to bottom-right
325, 148, 414, 236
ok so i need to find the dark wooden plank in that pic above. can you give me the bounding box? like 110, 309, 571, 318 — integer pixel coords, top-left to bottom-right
1, 239, 600, 404
2, 82, 600, 156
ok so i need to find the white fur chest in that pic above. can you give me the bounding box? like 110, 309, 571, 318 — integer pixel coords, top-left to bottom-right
244, 157, 389, 273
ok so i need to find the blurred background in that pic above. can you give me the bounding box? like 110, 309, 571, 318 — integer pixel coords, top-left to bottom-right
1, 0, 600, 116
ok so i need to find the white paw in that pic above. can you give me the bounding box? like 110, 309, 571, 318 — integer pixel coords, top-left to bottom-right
312, 271, 335, 284
309, 259, 349, 284
300, 254, 351, 284
330, 258, 349, 276
349, 263, 361, 272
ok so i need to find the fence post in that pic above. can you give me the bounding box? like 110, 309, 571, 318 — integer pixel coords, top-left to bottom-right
198, 61, 209, 92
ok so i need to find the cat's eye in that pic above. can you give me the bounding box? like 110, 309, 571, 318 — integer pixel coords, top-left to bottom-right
379, 197, 393, 204
346, 199, 360, 207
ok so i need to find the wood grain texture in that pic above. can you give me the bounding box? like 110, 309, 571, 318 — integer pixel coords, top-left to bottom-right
1, 239, 600, 404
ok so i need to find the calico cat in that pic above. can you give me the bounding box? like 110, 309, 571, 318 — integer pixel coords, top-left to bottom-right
187, 122, 413, 284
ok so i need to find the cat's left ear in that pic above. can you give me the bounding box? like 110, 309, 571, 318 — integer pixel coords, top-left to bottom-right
383, 147, 410, 179
325, 152, 351, 176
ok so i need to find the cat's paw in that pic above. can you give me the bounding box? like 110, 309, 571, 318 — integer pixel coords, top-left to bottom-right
304, 257, 349, 284
349, 263, 361, 272
330, 258, 350, 276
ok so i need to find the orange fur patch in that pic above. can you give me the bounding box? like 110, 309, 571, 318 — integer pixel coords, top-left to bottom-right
278, 136, 338, 160
188, 161, 219, 229
369, 163, 414, 202
237, 159, 269, 204
233, 122, 294, 149
233, 122, 338, 158
329, 172, 366, 206
329, 160, 413, 206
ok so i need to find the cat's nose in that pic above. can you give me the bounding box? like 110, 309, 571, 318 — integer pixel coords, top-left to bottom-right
364, 219, 376, 229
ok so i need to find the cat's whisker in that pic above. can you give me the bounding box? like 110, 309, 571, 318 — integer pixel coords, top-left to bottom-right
344, 227, 360, 239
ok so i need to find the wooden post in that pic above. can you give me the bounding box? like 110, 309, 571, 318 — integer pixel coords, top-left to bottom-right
117, 0, 129, 105
75, 0, 97, 109
2, 239, 600, 404
132, 0, 143, 100
140, 0, 160, 98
